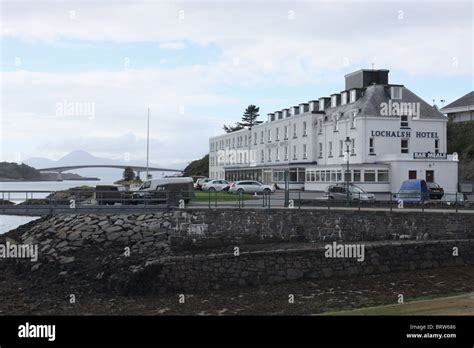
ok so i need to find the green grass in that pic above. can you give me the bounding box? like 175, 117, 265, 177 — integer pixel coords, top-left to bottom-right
192, 191, 255, 202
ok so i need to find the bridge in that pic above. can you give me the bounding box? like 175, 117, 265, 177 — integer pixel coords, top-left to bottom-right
37, 165, 183, 178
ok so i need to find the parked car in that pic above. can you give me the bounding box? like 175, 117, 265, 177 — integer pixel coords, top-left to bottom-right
194, 178, 213, 191
325, 183, 376, 202
229, 181, 275, 194
133, 177, 194, 204
426, 182, 444, 199
202, 179, 230, 192
397, 179, 429, 202
440, 192, 468, 205
95, 185, 132, 205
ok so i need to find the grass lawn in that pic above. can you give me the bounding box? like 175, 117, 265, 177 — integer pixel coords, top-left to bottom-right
192, 191, 256, 202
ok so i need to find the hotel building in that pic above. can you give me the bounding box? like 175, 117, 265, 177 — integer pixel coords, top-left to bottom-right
209, 69, 459, 193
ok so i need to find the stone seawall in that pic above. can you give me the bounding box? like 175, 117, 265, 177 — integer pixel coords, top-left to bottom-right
4, 209, 474, 295
117, 239, 474, 293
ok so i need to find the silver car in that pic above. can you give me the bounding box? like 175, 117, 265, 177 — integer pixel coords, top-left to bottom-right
326, 184, 376, 202
202, 179, 230, 192
229, 180, 275, 194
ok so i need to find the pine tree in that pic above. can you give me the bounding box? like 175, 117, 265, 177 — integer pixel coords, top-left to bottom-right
222, 104, 262, 133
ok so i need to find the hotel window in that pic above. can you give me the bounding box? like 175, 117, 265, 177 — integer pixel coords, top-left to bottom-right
245, 135, 248, 146
351, 138, 355, 155
284, 146, 288, 160
353, 170, 361, 182
284, 125, 288, 139
333, 115, 339, 132
369, 137, 375, 154
261, 150, 264, 163
303, 144, 307, 159
331, 95, 337, 108
239, 153, 242, 163
339, 140, 344, 156
350, 90, 356, 103
350, 111, 357, 128
260, 131, 264, 144
364, 170, 376, 182
276, 127, 280, 141
377, 170, 389, 182
401, 139, 409, 153
268, 129, 272, 142
435, 139, 439, 153
267, 148, 271, 162
318, 142, 323, 158
293, 145, 297, 160
293, 123, 297, 138
331, 171, 337, 182
303, 121, 307, 136
328, 141, 333, 157
318, 119, 323, 134
232, 138, 235, 148
244, 152, 247, 164
391, 86, 402, 100
315, 171, 320, 181
400, 115, 409, 128
254, 132, 257, 145
341, 92, 347, 105
336, 170, 342, 182
276, 148, 280, 161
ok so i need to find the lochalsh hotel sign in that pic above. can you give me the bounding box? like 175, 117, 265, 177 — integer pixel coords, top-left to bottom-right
370, 130, 440, 138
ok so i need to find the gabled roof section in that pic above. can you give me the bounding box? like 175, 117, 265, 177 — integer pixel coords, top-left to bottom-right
441, 91, 474, 111
324, 85, 446, 120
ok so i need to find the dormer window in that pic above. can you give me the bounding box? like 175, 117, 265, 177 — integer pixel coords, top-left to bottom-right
319, 100, 325, 111
350, 90, 356, 103
331, 95, 337, 108
391, 86, 402, 100
341, 92, 347, 105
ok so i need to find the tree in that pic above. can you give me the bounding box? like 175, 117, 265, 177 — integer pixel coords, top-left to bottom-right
183, 154, 209, 177
240, 104, 262, 129
122, 167, 135, 181
223, 104, 262, 133
223, 122, 244, 133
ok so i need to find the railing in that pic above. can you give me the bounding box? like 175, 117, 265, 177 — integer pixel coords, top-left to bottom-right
0, 189, 472, 215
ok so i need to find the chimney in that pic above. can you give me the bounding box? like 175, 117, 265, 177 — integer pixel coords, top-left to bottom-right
345, 69, 389, 90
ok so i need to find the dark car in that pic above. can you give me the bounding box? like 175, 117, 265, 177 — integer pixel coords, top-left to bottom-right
95, 185, 132, 205
426, 182, 444, 199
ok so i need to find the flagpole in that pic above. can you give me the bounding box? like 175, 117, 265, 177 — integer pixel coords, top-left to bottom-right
146, 108, 150, 179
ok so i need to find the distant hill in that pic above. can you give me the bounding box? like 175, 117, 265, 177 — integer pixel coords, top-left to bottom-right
447, 121, 474, 181
183, 154, 209, 177
0, 162, 41, 180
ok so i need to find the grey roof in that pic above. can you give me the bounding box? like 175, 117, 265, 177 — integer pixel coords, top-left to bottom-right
441, 91, 474, 110
322, 84, 446, 120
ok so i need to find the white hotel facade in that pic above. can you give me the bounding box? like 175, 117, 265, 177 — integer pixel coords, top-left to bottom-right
209, 69, 459, 193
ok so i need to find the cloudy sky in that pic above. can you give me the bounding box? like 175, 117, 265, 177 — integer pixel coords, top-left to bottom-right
0, 0, 472, 168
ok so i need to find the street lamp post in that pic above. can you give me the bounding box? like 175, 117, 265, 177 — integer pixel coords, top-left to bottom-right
344, 137, 352, 203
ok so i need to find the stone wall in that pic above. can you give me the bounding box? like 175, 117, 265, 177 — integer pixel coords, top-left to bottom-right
121, 239, 474, 293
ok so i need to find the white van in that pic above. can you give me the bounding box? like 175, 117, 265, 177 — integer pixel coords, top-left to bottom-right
134, 177, 194, 204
